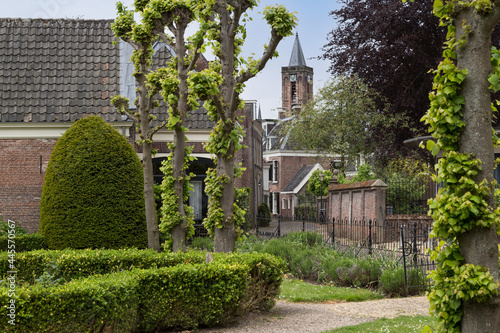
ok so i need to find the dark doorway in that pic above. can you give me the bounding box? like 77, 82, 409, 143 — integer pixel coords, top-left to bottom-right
153, 156, 214, 224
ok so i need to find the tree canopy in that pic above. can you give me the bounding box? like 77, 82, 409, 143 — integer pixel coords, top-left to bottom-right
321, 0, 446, 163
286, 75, 395, 174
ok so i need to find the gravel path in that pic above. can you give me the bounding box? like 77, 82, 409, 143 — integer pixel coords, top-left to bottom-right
195, 296, 430, 333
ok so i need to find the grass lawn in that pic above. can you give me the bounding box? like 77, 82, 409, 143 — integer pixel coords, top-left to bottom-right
279, 278, 383, 303
321, 315, 437, 333
280, 279, 436, 333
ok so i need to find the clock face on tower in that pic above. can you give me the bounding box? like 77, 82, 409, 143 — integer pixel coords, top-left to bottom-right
289, 74, 297, 82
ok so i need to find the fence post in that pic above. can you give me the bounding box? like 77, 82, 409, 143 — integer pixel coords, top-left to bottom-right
413, 221, 418, 266
331, 217, 335, 246
368, 219, 373, 255
302, 215, 305, 232
278, 215, 281, 237
256, 214, 259, 234
401, 225, 408, 296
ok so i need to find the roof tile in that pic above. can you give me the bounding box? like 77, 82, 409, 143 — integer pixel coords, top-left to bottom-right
0, 17, 214, 129
0, 18, 122, 123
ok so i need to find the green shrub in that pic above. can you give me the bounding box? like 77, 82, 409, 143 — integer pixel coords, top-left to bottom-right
189, 237, 214, 251
319, 256, 355, 283
333, 258, 382, 288
0, 233, 47, 252
379, 266, 426, 297
136, 262, 248, 331
236, 234, 265, 253
262, 238, 295, 264
216, 252, 287, 311
259, 237, 322, 280
0, 248, 206, 284
1, 271, 140, 333
288, 247, 320, 280
0, 251, 286, 332
0, 216, 28, 236
40, 116, 147, 250
284, 231, 323, 247
379, 266, 408, 297
257, 202, 272, 227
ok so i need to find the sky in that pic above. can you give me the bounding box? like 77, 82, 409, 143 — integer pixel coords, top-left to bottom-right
2, 0, 341, 119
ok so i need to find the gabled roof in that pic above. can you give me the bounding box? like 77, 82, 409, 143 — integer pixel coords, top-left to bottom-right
0, 18, 214, 129
288, 33, 307, 67
0, 18, 121, 123
282, 163, 323, 194
267, 117, 302, 151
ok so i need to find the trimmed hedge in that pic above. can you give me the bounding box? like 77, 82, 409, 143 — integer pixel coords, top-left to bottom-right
0, 251, 285, 332
0, 248, 206, 284
136, 262, 248, 331
40, 116, 147, 250
2, 271, 139, 332
216, 252, 286, 311
0, 233, 47, 252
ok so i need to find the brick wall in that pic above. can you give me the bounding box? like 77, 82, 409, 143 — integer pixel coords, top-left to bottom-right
235, 112, 264, 227
328, 179, 387, 243
0, 139, 57, 232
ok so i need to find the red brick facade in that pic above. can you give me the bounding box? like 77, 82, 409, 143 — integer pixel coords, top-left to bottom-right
0, 102, 264, 232
0, 139, 57, 232
267, 154, 329, 215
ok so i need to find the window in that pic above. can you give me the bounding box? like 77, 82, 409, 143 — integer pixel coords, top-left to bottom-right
269, 163, 273, 182
273, 160, 278, 183
282, 198, 286, 210
288, 198, 291, 210
291, 82, 297, 104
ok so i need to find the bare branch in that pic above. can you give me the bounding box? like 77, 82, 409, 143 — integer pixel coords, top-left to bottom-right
237, 30, 281, 85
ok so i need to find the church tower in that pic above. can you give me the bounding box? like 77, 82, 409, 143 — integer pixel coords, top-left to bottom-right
280, 33, 314, 119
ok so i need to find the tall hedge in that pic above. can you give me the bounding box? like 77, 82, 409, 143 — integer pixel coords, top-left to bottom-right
40, 116, 147, 249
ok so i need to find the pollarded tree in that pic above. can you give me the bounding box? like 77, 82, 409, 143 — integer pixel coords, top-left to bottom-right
111, 0, 212, 252
286, 75, 397, 176
111, 3, 164, 251
140, 0, 213, 252
202, 1, 297, 252
40, 116, 147, 250
411, 0, 500, 331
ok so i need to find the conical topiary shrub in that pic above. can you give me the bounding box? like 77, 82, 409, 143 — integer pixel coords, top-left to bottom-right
40, 116, 147, 249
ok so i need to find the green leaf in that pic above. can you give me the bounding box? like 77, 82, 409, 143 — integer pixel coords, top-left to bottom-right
426, 139, 436, 151
488, 74, 499, 86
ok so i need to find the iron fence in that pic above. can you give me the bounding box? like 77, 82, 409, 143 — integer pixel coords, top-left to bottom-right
254, 214, 436, 292
385, 178, 437, 215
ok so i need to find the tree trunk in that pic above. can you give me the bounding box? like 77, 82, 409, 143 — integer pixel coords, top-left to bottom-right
213, 153, 237, 252
169, 22, 190, 253
142, 140, 161, 251
171, 126, 187, 252
455, 7, 500, 332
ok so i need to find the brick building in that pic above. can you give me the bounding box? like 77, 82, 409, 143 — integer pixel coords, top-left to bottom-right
263, 33, 331, 216
0, 18, 264, 231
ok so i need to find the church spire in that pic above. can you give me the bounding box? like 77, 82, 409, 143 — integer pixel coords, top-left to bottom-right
288, 33, 307, 67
